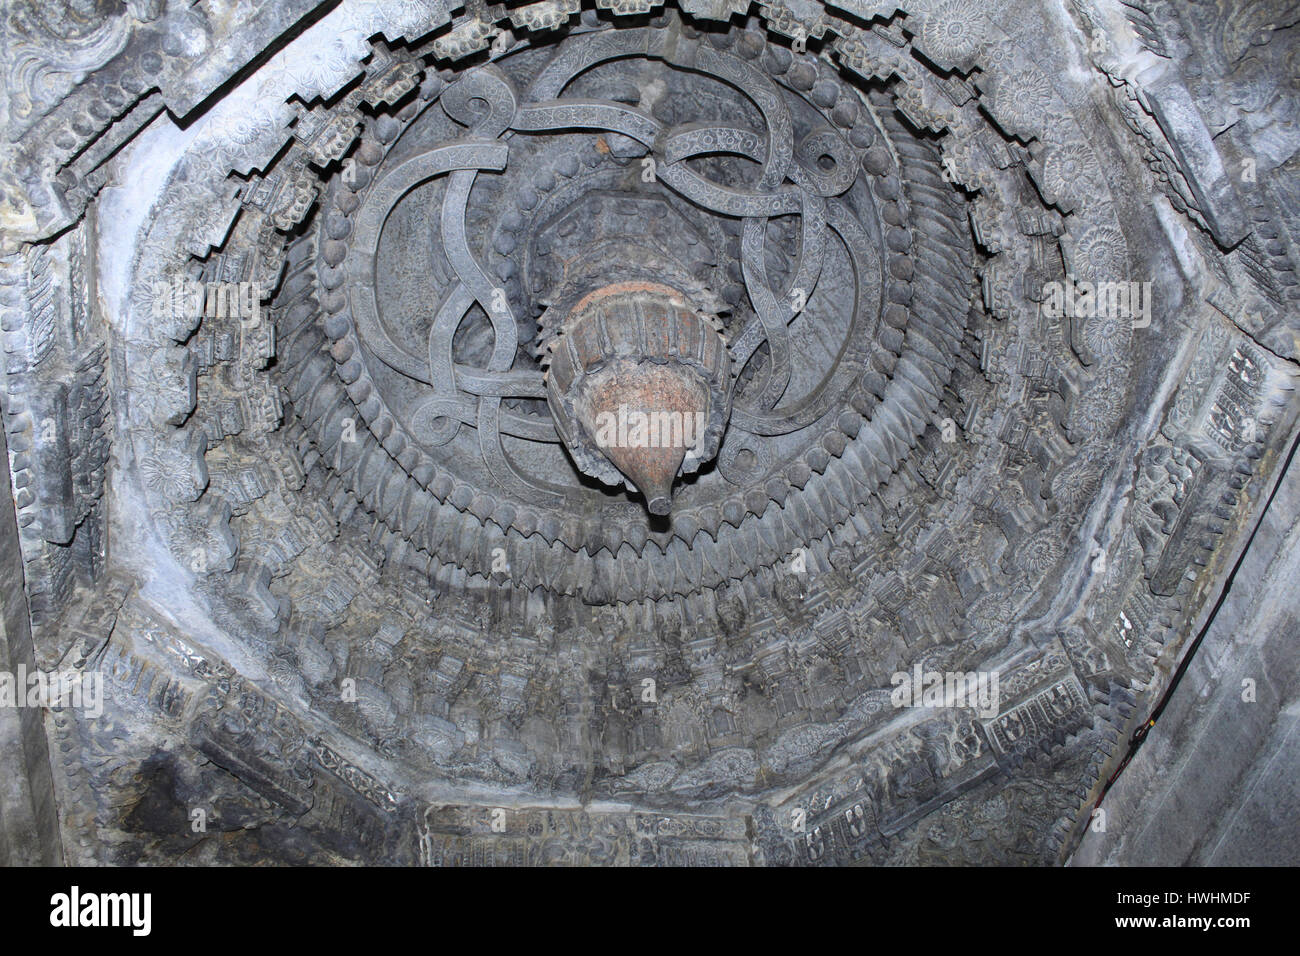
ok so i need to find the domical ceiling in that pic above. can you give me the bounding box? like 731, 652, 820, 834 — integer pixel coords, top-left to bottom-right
1, 0, 1297, 866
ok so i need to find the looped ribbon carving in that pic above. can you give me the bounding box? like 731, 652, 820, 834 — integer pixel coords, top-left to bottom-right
349, 25, 871, 501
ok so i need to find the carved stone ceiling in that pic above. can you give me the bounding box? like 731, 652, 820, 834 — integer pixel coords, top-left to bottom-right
1, 0, 1297, 865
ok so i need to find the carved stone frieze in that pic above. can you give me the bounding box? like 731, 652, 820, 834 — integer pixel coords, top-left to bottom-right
2, 0, 1298, 866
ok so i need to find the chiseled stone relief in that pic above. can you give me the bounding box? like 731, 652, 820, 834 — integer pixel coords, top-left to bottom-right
1, 0, 1297, 865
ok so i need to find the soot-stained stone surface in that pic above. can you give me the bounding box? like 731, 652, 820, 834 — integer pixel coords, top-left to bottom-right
1, 0, 1298, 866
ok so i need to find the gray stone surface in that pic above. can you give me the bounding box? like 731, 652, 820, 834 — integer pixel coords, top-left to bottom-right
0, 422, 63, 865
1, 0, 1298, 865
1072, 440, 1300, 867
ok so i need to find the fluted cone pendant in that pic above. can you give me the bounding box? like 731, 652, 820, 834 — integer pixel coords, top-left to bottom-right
575, 361, 709, 516
544, 280, 731, 518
